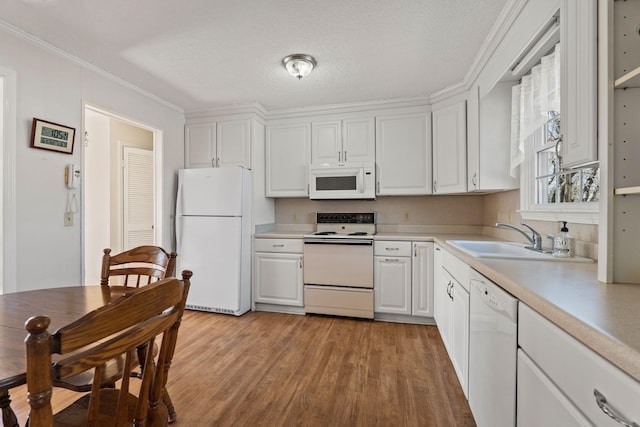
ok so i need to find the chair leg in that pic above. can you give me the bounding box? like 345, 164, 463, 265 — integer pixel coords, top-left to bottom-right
163, 388, 177, 424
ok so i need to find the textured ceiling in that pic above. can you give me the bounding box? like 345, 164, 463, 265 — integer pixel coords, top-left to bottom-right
2, 0, 509, 111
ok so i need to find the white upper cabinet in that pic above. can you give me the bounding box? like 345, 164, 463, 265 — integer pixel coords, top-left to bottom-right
467, 83, 519, 192
185, 119, 251, 169
560, 0, 597, 167
376, 112, 432, 195
311, 117, 375, 165
216, 120, 251, 168
432, 100, 467, 194
265, 122, 311, 197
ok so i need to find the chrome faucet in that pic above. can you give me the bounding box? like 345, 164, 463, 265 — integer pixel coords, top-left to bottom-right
495, 222, 545, 252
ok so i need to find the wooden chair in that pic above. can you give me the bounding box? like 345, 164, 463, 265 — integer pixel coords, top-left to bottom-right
100, 245, 179, 422
25, 271, 191, 427
101, 246, 177, 289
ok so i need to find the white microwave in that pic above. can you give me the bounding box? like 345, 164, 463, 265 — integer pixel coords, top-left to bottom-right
309, 163, 375, 200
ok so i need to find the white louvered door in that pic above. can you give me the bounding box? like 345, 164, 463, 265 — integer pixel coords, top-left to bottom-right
123, 147, 154, 249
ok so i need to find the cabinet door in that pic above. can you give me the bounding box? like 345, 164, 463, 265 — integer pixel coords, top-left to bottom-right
342, 117, 375, 163
265, 123, 311, 197
451, 281, 470, 397
254, 252, 303, 306
561, 0, 597, 167
435, 266, 453, 352
411, 242, 434, 317
374, 256, 411, 315
376, 113, 432, 195
468, 83, 519, 191
217, 119, 251, 168
517, 350, 592, 427
311, 121, 341, 165
433, 246, 446, 325
185, 123, 216, 168
432, 101, 467, 194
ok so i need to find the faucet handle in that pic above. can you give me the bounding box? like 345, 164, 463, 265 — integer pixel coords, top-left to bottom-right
521, 223, 542, 249
521, 222, 540, 237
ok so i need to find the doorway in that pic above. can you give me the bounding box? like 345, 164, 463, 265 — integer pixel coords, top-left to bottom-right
83, 104, 162, 284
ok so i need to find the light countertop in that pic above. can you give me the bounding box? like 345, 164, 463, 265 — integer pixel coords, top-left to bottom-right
255, 229, 640, 382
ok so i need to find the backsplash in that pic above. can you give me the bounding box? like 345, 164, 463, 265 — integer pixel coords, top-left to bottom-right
275, 195, 484, 228
274, 189, 599, 260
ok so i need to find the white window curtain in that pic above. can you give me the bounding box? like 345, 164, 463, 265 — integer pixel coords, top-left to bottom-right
510, 43, 561, 177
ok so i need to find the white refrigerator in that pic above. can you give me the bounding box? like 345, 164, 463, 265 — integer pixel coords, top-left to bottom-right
176, 167, 252, 316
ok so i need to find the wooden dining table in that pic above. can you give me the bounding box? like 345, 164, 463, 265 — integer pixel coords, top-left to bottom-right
0, 285, 127, 427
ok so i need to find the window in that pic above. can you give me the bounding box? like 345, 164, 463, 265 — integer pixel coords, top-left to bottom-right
534, 112, 599, 205
512, 44, 599, 224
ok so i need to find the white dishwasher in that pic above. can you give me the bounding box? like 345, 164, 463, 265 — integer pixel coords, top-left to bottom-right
468, 269, 518, 427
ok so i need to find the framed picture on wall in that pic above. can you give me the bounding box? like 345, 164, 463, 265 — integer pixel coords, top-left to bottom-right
30, 118, 76, 154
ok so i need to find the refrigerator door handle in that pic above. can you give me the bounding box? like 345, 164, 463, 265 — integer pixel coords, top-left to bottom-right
176, 217, 183, 255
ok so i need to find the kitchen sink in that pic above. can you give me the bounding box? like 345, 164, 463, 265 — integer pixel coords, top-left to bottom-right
446, 240, 593, 262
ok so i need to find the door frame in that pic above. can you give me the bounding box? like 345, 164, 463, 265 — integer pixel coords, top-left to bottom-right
81, 102, 163, 285
0, 67, 17, 294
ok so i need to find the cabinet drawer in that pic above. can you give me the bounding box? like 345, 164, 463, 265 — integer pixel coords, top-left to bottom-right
442, 248, 469, 292
304, 285, 374, 319
519, 304, 640, 427
374, 241, 411, 257
254, 238, 303, 253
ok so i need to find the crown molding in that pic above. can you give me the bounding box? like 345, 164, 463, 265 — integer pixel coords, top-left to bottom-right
0, 19, 184, 114
265, 96, 431, 121
185, 102, 268, 121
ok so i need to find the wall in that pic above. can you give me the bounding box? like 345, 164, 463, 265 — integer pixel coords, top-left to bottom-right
0, 28, 184, 292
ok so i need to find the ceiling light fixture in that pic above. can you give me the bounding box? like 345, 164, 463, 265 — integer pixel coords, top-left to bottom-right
283, 54, 316, 80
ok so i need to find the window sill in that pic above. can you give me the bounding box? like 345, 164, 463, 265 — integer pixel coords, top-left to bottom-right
520, 206, 599, 225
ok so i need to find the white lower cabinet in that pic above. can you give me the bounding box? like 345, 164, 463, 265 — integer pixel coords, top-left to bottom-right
518, 303, 640, 427
411, 242, 434, 317
374, 241, 412, 315
517, 349, 591, 427
374, 241, 434, 318
433, 247, 469, 397
253, 239, 303, 307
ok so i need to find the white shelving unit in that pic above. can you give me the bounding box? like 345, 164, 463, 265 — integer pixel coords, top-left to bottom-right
610, 0, 640, 284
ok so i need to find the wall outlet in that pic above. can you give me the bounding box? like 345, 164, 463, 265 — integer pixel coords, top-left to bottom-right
64, 212, 73, 226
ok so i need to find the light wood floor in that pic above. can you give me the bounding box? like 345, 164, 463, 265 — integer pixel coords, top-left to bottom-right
10, 310, 476, 426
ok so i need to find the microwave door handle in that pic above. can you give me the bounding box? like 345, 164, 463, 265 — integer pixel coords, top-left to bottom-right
359, 169, 364, 193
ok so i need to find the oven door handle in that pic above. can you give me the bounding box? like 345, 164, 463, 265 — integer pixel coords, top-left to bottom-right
303, 238, 373, 245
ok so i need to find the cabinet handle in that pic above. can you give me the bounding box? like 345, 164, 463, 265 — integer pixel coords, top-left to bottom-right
300, 259, 303, 268
344, 150, 347, 162
384, 258, 399, 262
216, 157, 220, 167
472, 173, 477, 188
435, 247, 441, 251
338, 152, 341, 162
385, 247, 400, 251
433, 180, 437, 193
594, 389, 639, 427
211, 157, 216, 167
272, 244, 285, 248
